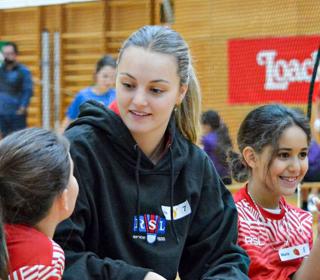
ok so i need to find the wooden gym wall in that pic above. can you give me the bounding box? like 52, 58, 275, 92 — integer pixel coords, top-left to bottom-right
1, 0, 319, 144
0, 0, 161, 127
173, 0, 320, 144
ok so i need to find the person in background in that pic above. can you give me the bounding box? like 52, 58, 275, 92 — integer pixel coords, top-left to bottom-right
0, 128, 79, 279
201, 109, 233, 185
301, 139, 320, 212
305, 140, 320, 183
313, 87, 320, 134
291, 107, 320, 212
60, 55, 116, 131
230, 104, 313, 279
54, 25, 249, 280
0, 42, 33, 138
299, 99, 320, 212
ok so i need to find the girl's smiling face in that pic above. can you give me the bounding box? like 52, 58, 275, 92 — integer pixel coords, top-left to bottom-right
253, 125, 308, 197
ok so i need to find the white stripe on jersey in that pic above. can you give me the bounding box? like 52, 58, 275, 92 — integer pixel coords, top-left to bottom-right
237, 199, 312, 249
9, 240, 64, 280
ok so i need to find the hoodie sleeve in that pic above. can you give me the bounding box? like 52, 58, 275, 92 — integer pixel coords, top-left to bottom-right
54, 130, 150, 280
178, 158, 250, 280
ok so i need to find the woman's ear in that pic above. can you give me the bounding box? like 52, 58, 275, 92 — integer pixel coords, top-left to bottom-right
242, 146, 257, 169
176, 84, 188, 105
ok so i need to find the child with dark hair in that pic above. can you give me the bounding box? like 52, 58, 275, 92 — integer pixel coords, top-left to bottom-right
230, 104, 315, 279
201, 110, 232, 184
60, 55, 116, 131
0, 128, 78, 279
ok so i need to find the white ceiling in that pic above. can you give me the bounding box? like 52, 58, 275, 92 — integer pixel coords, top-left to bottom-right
0, 0, 96, 9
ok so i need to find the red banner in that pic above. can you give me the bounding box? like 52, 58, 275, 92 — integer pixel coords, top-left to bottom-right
228, 36, 320, 104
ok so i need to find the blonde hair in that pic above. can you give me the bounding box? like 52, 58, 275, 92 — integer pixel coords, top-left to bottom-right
118, 25, 201, 144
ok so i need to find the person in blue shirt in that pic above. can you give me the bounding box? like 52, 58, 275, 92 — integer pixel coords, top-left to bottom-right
0, 42, 33, 138
60, 55, 116, 131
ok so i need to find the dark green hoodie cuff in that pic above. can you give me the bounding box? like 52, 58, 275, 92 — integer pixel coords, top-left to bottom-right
116, 266, 151, 280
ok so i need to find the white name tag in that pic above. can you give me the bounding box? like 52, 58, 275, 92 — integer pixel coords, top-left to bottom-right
161, 200, 191, 221
279, 243, 310, 261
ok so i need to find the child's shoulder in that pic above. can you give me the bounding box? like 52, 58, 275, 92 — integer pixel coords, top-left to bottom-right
75, 87, 93, 98
285, 200, 313, 218
233, 186, 247, 204
5, 224, 63, 270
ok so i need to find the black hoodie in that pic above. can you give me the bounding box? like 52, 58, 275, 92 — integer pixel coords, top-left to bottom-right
54, 101, 249, 280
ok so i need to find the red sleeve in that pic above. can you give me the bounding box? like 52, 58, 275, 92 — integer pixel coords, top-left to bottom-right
9, 241, 64, 279
108, 100, 120, 115
9, 264, 63, 279
233, 186, 247, 202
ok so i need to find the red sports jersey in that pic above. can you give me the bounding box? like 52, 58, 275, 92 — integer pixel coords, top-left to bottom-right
5, 224, 65, 280
234, 186, 313, 280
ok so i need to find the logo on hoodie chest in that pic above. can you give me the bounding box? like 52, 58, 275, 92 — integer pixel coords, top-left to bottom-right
132, 214, 166, 244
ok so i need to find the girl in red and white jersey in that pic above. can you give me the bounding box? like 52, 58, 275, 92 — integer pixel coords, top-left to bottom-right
0, 128, 79, 280
230, 104, 316, 280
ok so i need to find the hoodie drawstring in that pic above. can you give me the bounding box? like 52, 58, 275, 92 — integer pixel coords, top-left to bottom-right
134, 144, 179, 244
169, 146, 179, 243
134, 144, 142, 219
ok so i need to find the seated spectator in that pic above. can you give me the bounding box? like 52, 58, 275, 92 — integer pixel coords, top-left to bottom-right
60, 55, 116, 131
201, 110, 233, 184
305, 139, 320, 182
303, 139, 320, 211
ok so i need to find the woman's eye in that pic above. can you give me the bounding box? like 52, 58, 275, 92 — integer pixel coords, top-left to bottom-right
122, 82, 134, 89
150, 88, 164, 94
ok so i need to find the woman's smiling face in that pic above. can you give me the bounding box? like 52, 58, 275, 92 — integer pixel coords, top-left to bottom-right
116, 46, 186, 143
